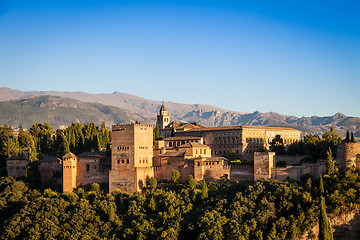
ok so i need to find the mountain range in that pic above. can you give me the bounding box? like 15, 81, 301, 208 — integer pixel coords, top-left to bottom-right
0, 87, 359, 137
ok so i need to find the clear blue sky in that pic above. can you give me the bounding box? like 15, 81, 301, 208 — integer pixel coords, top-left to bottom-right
0, 0, 359, 117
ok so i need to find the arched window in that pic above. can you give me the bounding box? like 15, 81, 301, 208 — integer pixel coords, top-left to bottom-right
86, 164, 90, 172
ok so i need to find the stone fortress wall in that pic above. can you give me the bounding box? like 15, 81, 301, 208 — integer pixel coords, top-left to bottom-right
109, 124, 154, 194
6, 104, 333, 194
336, 142, 360, 169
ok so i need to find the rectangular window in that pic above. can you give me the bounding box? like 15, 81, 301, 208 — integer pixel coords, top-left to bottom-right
204, 149, 206, 154
126, 159, 129, 164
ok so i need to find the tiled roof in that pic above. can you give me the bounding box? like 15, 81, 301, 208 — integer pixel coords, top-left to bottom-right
77, 151, 107, 158
40, 156, 61, 162
204, 157, 228, 161
162, 136, 202, 141
62, 152, 77, 159
178, 142, 208, 148
163, 151, 187, 157
184, 125, 299, 132
6, 155, 27, 161
241, 125, 301, 131
159, 104, 167, 112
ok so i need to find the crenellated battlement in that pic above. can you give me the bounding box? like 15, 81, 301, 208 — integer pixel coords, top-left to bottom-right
112, 123, 153, 131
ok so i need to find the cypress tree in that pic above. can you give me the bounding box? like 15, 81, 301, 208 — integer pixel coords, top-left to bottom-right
200, 179, 208, 199
351, 132, 355, 143
319, 196, 334, 240
326, 148, 335, 175
319, 175, 324, 195
318, 175, 334, 240
154, 120, 160, 140
345, 130, 350, 142
58, 132, 70, 157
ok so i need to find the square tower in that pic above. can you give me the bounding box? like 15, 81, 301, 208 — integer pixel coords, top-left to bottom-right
62, 152, 77, 193
109, 123, 154, 194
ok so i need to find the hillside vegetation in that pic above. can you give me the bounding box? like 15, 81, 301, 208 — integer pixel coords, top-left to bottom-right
0, 95, 149, 129
1, 87, 360, 136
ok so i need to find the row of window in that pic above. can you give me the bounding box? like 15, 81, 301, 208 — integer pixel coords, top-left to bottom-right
205, 161, 219, 165
168, 140, 199, 147
139, 146, 149, 149
246, 138, 264, 143
215, 138, 240, 144
195, 148, 207, 155
117, 159, 130, 164
139, 157, 149, 164
219, 145, 239, 149
64, 166, 75, 169
214, 132, 239, 136
117, 146, 129, 150
216, 150, 239, 155
8, 166, 26, 170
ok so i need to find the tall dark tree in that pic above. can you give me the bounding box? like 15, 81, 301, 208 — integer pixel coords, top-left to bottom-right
26, 140, 41, 188
270, 135, 285, 155
100, 121, 111, 149
326, 148, 335, 175
171, 169, 180, 183
345, 130, 350, 142
57, 131, 70, 157
318, 176, 333, 240
351, 132, 355, 143
154, 120, 160, 140
187, 174, 196, 190
318, 196, 334, 240
200, 179, 208, 200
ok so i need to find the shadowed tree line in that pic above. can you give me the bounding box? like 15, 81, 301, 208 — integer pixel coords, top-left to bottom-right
1, 158, 360, 240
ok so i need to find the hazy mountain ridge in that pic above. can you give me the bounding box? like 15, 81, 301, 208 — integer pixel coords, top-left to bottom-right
0, 95, 149, 129
0, 87, 359, 136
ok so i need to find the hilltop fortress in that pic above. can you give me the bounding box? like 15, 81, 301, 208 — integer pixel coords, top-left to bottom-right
7, 104, 335, 194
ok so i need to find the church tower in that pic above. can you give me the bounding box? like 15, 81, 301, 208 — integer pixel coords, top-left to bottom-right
157, 103, 170, 129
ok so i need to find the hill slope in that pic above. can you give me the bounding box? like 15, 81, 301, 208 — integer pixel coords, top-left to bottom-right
0, 87, 359, 137
0, 95, 149, 129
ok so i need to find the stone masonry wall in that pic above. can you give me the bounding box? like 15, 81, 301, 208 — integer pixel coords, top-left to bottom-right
336, 142, 360, 169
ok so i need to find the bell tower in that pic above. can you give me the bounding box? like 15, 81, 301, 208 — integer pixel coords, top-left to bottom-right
157, 103, 170, 129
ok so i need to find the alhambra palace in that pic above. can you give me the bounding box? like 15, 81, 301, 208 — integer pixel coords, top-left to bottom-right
6, 104, 360, 194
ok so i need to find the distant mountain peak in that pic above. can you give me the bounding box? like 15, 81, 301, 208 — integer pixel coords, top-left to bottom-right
0, 87, 359, 137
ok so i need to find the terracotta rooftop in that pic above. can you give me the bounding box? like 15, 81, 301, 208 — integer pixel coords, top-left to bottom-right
183, 125, 299, 132
164, 121, 206, 130
159, 104, 167, 113
177, 142, 208, 148
40, 156, 61, 162
77, 151, 108, 158
204, 157, 228, 161
62, 152, 77, 159
162, 151, 188, 157
241, 125, 301, 131
162, 136, 202, 141
6, 155, 27, 161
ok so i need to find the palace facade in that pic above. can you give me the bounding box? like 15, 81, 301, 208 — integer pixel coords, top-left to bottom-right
7, 104, 327, 194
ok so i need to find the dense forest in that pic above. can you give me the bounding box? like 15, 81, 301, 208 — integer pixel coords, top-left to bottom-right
0, 122, 358, 239
1, 165, 360, 239
0, 122, 111, 176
